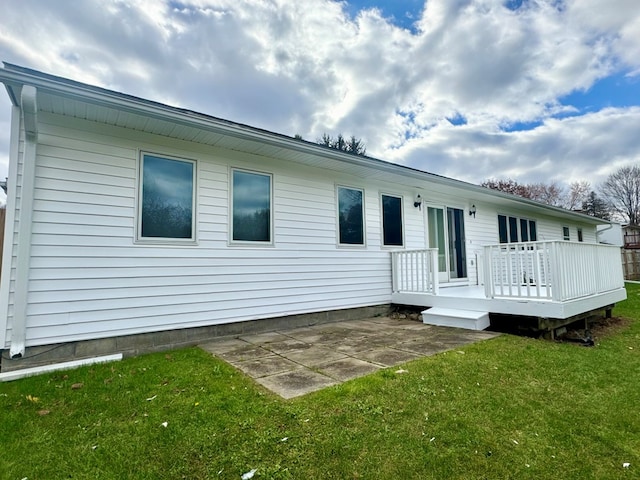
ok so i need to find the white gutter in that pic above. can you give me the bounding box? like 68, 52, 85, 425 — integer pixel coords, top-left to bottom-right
9, 85, 38, 358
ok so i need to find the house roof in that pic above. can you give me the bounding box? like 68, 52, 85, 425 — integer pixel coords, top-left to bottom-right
0, 62, 607, 226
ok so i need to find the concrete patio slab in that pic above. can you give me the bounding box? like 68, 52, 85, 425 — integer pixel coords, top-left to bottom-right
217, 345, 272, 363
234, 355, 300, 378
358, 348, 423, 367
285, 346, 347, 367
317, 357, 382, 382
200, 316, 499, 399
200, 338, 248, 354
394, 340, 450, 356
255, 369, 339, 399
238, 331, 291, 345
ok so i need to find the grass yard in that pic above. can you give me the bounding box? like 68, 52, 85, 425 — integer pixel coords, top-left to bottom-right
2, 285, 640, 479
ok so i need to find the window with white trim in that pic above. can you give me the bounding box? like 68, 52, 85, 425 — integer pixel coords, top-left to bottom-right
138, 153, 195, 241
498, 215, 537, 243
231, 169, 272, 243
577, 227, 583, 242
381, 194, 403, 247
337, 186, 365, 245
563, 226, 570, 241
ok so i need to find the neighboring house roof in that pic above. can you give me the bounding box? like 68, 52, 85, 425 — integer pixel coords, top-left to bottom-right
0, 62, 608, 226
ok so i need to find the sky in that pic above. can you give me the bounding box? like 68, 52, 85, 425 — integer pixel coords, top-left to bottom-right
0, 0, 639, 203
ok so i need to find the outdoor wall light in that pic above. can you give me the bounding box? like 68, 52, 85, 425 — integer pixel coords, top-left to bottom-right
469, 204, 477, 217
414, 194, 423, 210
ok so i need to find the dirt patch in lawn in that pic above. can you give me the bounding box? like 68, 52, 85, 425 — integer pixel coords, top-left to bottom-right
561, 316, 632, 346
582, 316, 631, 340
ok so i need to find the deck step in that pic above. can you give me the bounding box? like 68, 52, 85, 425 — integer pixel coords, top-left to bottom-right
422, 307, 490, 331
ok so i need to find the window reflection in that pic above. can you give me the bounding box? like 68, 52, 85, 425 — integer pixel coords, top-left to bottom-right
232, 170, 271, 242
382, 195, 403, 246
141, 154, 194, 239
338, 187, 364, 245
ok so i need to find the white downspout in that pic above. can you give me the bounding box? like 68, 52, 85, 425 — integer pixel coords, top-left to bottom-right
9, 85, 38, 358
0, 105, 21, 349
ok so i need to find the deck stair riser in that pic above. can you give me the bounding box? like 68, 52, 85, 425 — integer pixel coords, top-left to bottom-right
422, 307, 490, 331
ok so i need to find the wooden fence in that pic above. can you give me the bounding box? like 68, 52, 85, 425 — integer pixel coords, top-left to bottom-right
622, 249, 640, 280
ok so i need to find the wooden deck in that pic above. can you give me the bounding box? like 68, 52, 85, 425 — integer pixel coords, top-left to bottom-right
392, 284, 627, 319
391, 241, 627, 320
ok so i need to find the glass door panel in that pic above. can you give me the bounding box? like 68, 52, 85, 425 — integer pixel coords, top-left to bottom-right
427, 207, 448, 281
447, 207, 467, 279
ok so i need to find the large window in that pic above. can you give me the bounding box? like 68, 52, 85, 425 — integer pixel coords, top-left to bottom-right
139, 153, 195, 241
381, 194, 403, 247
337, 186, 365, 245
498, 215, 537, 243
231, 169, 272, 243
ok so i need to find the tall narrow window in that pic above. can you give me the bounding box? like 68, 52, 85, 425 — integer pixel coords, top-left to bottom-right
509, 216, 518, 243
529, 220, 537, 241
381, 194, 403, 247
231, 169, 272, 243
498, 215, 508, 243
338, 186, 364, 245
577, 228, 583, 242
563, 226, 570, 241
520, 218, 529, 242
139, 153, 195, 241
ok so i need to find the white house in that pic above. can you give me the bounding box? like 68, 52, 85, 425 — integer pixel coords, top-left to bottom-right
0, 64, 626, 371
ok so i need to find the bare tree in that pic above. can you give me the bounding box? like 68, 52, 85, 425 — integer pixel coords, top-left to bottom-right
565, 180, 591, 210
600, 165, 640, 224
527, 182, 564, 207
482, 178, 601, 211
481, 178, 529, 197
481, 178, 564, 206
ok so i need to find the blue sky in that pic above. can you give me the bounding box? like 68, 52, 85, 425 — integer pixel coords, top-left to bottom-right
345, 0, 425, 31
0, 0, 639, 202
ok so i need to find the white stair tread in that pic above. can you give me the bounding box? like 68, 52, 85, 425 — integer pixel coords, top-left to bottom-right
422, 307, 490, 331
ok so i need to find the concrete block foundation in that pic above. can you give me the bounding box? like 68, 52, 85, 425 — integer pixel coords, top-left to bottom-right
0, 304, 391, 373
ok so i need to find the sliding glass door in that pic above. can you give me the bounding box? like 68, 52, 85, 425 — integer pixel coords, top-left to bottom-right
427, 206, 467, 282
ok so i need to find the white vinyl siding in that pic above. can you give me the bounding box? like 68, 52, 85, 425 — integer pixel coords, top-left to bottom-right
8, 112, 421, 348
1, 110, 605, 349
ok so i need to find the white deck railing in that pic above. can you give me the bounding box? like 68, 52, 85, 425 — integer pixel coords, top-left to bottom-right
391, 249, 439, 295
483, 241, 624, 301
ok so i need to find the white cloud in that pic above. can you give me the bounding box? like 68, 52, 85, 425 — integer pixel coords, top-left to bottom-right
0, 0, 639, 191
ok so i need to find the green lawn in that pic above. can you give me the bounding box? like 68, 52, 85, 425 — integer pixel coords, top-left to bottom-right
2, 286, 640, 479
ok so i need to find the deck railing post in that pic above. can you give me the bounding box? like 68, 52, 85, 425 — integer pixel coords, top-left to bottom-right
391, 252, 398, 293
483, 245, 493, 298
430, 248, 439, 295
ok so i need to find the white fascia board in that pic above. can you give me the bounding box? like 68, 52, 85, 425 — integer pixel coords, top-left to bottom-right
0, 64, 607, 226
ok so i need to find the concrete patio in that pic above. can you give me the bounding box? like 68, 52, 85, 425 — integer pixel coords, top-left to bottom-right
200, 316, 500, 399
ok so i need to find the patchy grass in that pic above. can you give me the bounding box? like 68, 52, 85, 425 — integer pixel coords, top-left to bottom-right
2, 285, 640, 479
